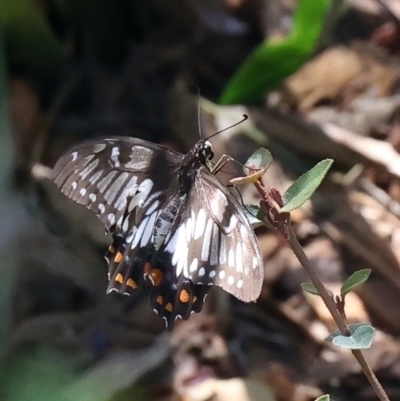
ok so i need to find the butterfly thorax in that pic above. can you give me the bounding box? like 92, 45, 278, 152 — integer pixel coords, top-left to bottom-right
178, 140, 214, 193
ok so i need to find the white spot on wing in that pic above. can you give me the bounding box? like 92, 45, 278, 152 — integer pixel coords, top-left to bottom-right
83, 154, 95, 166
80, 158, 100, 180
172, 225, 186, 266
228, 275, 235, 285
89, 193, 97, 202
194, 208, 206, 239
240, 224, 248, 239
209, 189, 227, 222
72, 181, 77, 190
125, 146, 153, 169
131, 216, 149, 249
128, 178, 154, 211
185, 217, 193, 241
111, 147, 120, 167
114, 176, 138, 211
209, 270, 216, 278
201, 219, 213, 261
189, 258, 198, 272
89, 170, 103, 185
236, 243, 243, 272
97, 171, 117, 193
166, 228, 179, 255
140, 211, 157, 247
209, 223, 219, 265
228, 248, 235, 267
107, 213, 115, 225
237, 279, 243, 288
121, 218, 129, 232
98, 203, 105, 214
219, 270, 225, 279
71, 152, 78, 162
79, 188, 86, 196
104, 172, 129, 205
219, 234, 226, 265
226, 215, 238, 233
198, 267, 205, 277
252, 256, 258, 270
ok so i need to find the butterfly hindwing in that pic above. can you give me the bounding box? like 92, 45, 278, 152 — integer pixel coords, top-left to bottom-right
157, 168, 263, 303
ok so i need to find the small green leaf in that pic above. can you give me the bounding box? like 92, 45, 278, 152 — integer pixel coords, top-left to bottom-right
281, 159, 333, 212
341, 269, 371, 298
301, 282, 333, 297
245, 205, 264, 229
326, 323, 376, 350
315, 395, 330, 401
245, 148, 273, 171
231, 148, 273, 185
301, 282, 319, 295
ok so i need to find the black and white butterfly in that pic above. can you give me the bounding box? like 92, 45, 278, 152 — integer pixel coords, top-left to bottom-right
53, 135, 264, 327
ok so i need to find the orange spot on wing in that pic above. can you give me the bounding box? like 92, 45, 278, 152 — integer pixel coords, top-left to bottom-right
165, 303, 173, 312
115, 273, 124, 284
179, 289, 190, 303
156, 295, 163, 305
114, 251, 123, 263
126, 278, 137, 289
149, 268, 163, 286
144, 262, 151, 277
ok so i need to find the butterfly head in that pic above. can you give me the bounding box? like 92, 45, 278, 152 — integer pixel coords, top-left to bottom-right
197, 140, 214, 164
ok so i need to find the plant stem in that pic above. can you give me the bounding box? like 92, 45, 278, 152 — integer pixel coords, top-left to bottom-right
285, 224, 390, 401
352, 350, 390, 401
286, 225, 347, 333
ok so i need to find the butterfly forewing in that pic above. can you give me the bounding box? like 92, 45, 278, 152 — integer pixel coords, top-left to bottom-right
53, 137, 183, 232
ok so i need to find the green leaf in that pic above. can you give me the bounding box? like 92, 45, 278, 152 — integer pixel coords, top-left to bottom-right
281, 159, 333, 212
326, 323, 376, 350
315, 396, 330, 401
341, 269, 371, 298
220, 0, 331, 104
301, 282, 333, 297
244, 148, 273, 171
1, 0, 63, 74
244, 204, 264, 228
231, 148, 273, 185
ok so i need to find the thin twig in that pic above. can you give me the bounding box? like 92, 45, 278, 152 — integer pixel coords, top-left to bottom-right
286, 225, 390, 401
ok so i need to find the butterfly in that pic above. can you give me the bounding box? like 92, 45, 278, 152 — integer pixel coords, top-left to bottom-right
53, 135, 264, 327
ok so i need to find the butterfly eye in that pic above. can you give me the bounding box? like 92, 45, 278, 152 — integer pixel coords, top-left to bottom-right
53, 136, 263, 328
203, 141, 214, 160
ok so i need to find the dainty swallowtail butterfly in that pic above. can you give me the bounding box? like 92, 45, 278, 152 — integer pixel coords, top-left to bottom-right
53, 136, 263, 327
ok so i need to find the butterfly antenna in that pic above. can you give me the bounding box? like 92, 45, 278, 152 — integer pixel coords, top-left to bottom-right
190, 82, 203, 139
206, 114, 248, 140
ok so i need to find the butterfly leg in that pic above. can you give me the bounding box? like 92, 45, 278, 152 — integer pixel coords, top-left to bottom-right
209, 154, 235, 175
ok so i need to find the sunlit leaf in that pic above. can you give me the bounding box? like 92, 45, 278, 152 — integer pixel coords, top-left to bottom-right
341, 269, 371, 298
301, 282, 333, 297
281, 159, 333, 212
230, 148, 272, 185
326, 323, 376, 350
220, 0, 331, 104
315, 395, 330, 401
